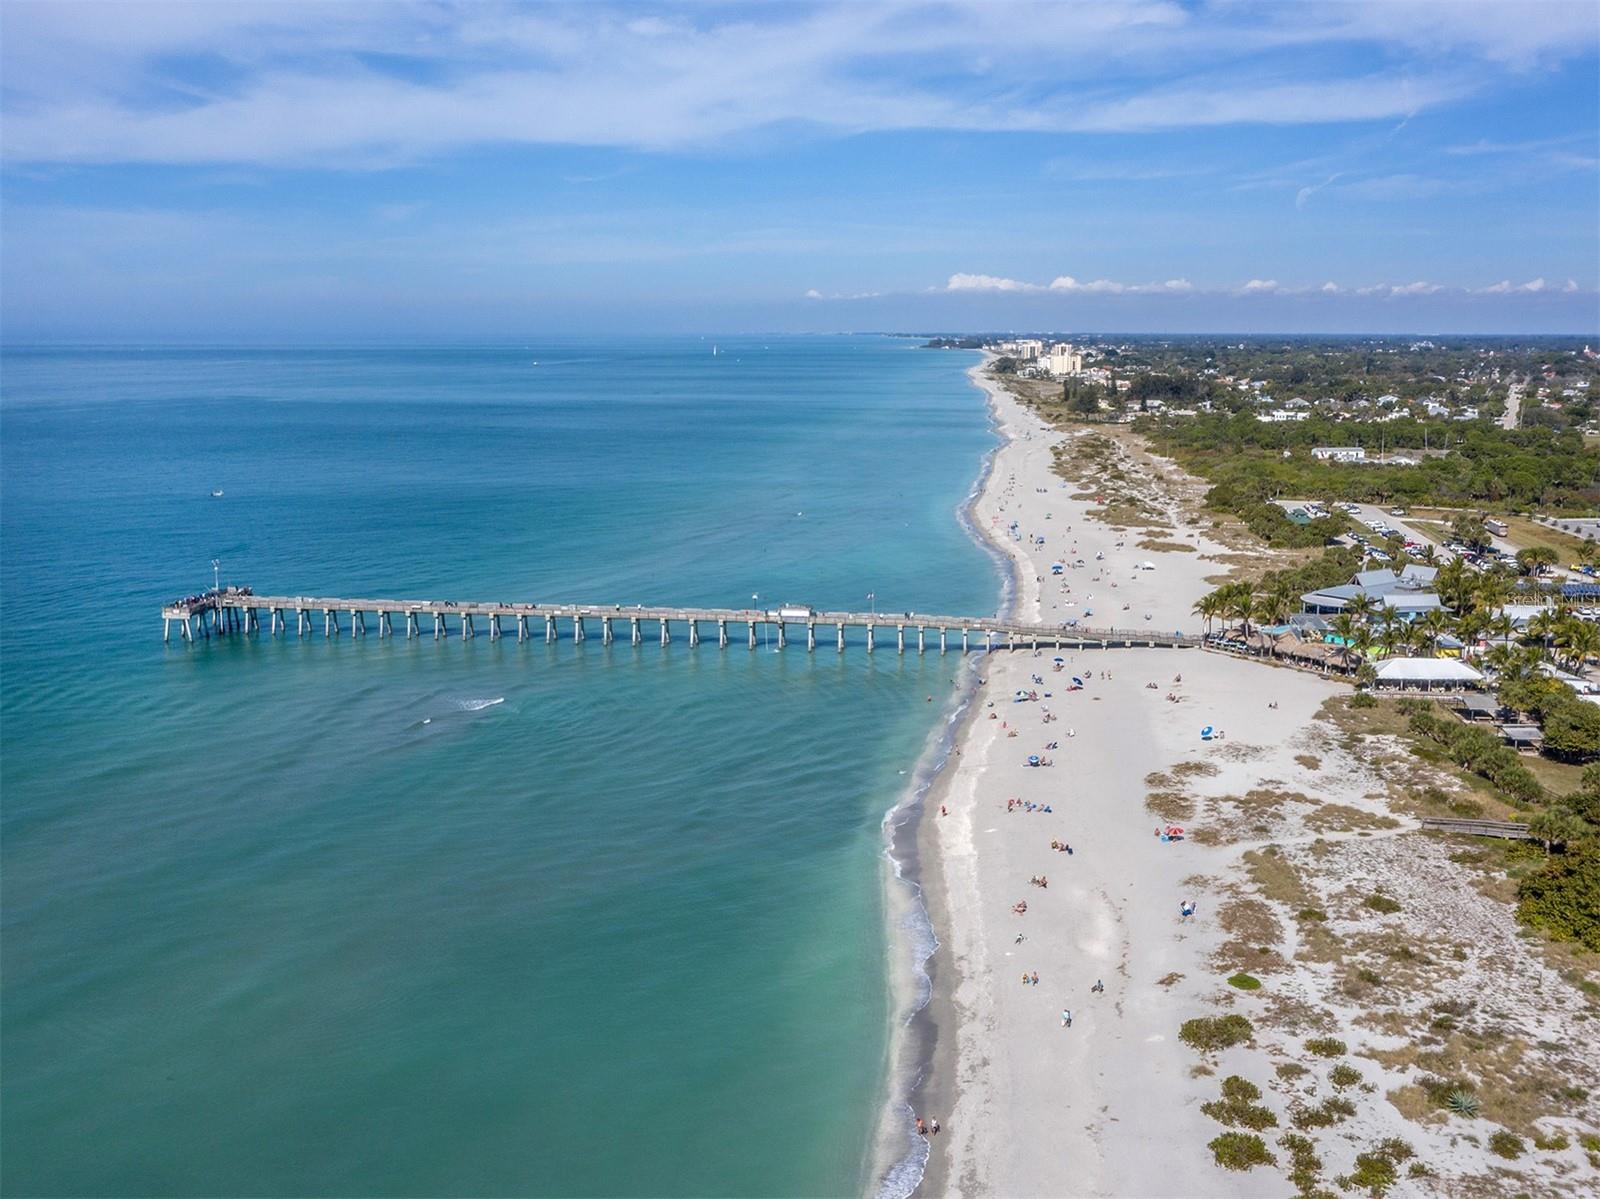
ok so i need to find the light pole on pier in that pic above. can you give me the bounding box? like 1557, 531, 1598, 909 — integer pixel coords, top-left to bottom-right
753, 592, 772, 651
868, 591, 876, 617
211, 559, 221, 593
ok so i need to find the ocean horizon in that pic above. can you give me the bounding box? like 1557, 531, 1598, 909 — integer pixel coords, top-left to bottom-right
0, 336, 1000, 1197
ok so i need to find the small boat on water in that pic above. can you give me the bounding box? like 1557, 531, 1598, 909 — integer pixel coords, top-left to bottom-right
210, 489, 224, 497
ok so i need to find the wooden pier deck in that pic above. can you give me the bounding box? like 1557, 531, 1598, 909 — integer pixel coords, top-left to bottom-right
162, 587, 1202, 653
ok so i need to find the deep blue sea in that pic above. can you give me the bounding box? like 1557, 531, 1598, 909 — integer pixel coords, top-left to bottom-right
0, 338, 998, 1197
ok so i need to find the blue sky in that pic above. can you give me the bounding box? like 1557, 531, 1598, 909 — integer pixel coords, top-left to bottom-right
2, 0, 1597, 338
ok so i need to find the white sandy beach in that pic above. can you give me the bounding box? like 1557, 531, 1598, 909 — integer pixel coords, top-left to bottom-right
905, 359, 1600, 1198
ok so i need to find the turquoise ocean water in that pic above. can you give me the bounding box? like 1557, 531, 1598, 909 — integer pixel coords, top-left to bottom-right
0, 338, 998, 1197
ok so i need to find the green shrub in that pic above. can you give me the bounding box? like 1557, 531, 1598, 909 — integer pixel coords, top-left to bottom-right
1343, 1153, 1397, 1196
1518, 842, 1600, 951
1350, 692, 1377, 709
1579, 1132, 1600, 1152
1228, 972, 1262, 990
1533, 1132, 1570, 1151
1275, 1062, 1308, 1079
1292, 1096, 1356, 1129
1278, 1132, 1322, 1192
1305, 1036, 1347, 1057
1208, 1131, 1274, 1171
1330, 1064, 1362, 1088
1202, 1075, 1277, 1130
1363, 893, 1402, 914
1296, 907, 1327, 921
1221, 1075, 1260, 1102
1180, 1014, 1254, 1052
1489, 1130, 1525, 1159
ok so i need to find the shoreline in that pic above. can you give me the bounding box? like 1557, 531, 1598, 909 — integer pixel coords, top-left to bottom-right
871, 353, 1023, 1199
905, 354, 1288, 1197
881, 350, 1600, 1199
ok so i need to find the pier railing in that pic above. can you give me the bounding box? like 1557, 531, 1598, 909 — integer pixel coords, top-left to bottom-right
161, 587, 1202, 653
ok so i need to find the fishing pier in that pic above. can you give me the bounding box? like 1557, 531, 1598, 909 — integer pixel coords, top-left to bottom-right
162, 588, 1201, 654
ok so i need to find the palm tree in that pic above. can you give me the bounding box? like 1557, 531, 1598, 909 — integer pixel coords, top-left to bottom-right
1528, 807, 1589, 855
1193, 592, 1223, 636
1347, 592, 1378, 624
1352, 624, 1375, 670
1558, 619, 1600, 673
1328, 613, 1361, 672
1455, 609, 1488, 660
1224, 582, 1256, 640
1487, 612, 1516, 646
1418, 608, 1453, 657
1435, 558, 1470, 613
1526, 609, 1562, 657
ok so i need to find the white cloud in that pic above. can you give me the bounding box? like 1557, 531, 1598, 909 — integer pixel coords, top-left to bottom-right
804, 288, 825, 300
0, 1, 1588, 166
947, 273, 1041, 292
933, 272, 1592, 300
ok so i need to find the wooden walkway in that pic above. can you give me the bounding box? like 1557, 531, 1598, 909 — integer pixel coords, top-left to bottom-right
1420, 817, 1532, 840
161, 587, 1203, 653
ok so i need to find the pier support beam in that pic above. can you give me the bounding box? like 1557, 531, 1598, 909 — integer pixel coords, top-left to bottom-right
940, 627, 947, 654
546, 615, 557, 643
806, 622, 816, 651
434, 612, 445, 639
517, 615, 528, 643
602, 617, 614, 645
572, 615, 584, 642
660, 619, 670, 646
837, 623, 846, 652
867, 624, 875, 653
718, 619, 728, 648
963, 628, 970, 652
688, 621, 700, 647
897, 625, 905, 654
488, 614, 501, 641
352, 609, 365, 637
918, 627, 925, 654
463, 614, 475, 639
631, 617, 642, 646
407, 611, 419, 639
748, 621, 757, 650
985, 631, 994, 652
775, 622, 785, 649
163, 618, 171, 643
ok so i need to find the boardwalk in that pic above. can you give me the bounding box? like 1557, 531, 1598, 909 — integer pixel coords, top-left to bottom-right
162, 587, 1201, 653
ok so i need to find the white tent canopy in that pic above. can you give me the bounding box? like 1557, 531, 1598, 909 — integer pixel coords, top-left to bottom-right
1373, 658, 1483, 684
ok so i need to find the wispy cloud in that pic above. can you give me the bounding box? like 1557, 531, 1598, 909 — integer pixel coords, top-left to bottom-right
1, 1, 1590, 167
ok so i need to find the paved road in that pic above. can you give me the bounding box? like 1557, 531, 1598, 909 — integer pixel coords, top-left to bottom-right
1501, 378, 1524, 431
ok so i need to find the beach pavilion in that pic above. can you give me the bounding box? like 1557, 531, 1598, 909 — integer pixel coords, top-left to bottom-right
1371, 657, 1484, 691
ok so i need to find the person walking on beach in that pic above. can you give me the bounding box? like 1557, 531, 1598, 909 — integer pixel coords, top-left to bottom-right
1061, 1009, 1072, 1028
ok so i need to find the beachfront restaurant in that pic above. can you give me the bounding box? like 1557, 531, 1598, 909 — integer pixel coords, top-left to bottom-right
1370, 657, 1484, 692
1301, 565, 1443, 616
